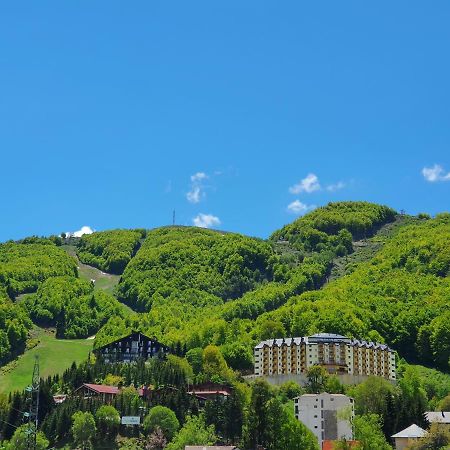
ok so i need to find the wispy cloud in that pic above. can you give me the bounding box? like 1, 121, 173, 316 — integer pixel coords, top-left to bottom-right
289, 173, 321, 194
193, 213, 221, 228
289, 173, 347, 194
422, 164, 450, 182
287, 200, 315, 215
187, 172, 209, 203
326, 181, 346, 192
191, 172, 208, 183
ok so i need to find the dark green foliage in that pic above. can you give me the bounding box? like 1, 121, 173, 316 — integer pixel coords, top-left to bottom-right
25, 276, 124, 338
242, 379, 318, 450
0, 286, 32, 363
0, 240, 77, 297
77, 229, 145, 274
143, 406, 180, 440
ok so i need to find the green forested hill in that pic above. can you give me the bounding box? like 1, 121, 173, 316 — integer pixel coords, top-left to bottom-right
271, 201, 396, 249
0, 239, 77, 297
24, 276, 125, 338
77, 229, 145, 274
0, 202, 449, 374
116, 227, 277, 311
257, 213, 450, 370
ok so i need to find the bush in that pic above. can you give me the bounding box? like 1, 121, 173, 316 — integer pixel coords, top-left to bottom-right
143, 406, 180, 440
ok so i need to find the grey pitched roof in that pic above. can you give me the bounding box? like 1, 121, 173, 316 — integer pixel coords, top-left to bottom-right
425, 411, 450, 424
254, 334, 393, 351
391, 424, 427, 438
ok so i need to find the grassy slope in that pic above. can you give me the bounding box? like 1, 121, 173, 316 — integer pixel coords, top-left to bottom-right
0, 326, 92, 394
62, 244, 120, 295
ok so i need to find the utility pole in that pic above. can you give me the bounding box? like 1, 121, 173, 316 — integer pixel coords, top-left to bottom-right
24, 355, 40, 450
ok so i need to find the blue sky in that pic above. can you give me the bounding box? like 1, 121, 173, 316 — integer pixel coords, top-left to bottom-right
1, 1, 449, 241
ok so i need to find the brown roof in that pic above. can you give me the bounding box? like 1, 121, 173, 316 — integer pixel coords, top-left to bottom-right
83, 383, 120, 394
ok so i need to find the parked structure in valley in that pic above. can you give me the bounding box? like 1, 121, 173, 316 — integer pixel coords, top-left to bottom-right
94, 331, 170, 363
294, 393, 354, 448
254, 333, 396, 381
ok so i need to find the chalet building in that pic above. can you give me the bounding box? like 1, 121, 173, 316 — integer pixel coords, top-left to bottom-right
73, 383, 146, 403
94, 331, 170, 363
73, 383, 120, 403
254, 333, 396, 381
188, 382, 233, 407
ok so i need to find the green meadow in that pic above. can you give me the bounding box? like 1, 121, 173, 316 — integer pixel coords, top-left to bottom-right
0, 327, 92, 394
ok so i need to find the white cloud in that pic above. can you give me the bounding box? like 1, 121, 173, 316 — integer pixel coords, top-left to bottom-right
187, 172, 209, 203
289, 173, 321, 194
190, 172, 208, 182
422, 164, 450, 182
326, 181, 346, 192
193, 213, 221, 228
287, 200, 315, 215
65, 226, 95, 238
186, 186, 201, 203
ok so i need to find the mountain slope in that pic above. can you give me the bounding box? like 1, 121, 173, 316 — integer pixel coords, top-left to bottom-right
259, 213, 450, 370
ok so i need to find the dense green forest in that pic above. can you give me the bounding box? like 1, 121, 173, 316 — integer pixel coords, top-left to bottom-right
24, 277, 125, 338
0, 239, 77, 297
116, 227, 277, 311
77, 229, 145, 274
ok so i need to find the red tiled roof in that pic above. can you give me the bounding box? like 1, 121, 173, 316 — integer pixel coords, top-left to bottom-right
84, 383, 120, 395
322, 441, 359, 450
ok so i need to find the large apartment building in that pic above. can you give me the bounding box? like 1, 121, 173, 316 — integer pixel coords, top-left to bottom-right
254, 333, 396, 381
294, 393, 354, 447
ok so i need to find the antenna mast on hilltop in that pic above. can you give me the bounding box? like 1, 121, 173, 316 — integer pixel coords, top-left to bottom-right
25, 355, 40, 450
173, 209, 176, 226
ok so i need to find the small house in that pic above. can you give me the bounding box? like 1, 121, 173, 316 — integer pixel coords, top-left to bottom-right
391, 424, 427, 450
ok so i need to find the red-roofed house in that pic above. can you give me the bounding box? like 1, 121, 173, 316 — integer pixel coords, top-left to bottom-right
188, 382, 233, 407
73, 383, 120, 403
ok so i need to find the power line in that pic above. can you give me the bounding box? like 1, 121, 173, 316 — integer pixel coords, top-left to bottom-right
25, 355, 40, 450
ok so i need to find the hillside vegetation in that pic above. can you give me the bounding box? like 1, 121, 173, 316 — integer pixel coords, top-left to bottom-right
116, 227, 277, 311
258, 213, 450, 371
0, 239, 78, 363
271, 201, 396, 250
97, 202, 402, 370
77, 229, 145, 274
0, 238, 77, 297
24, 277, 125, 338
1, 202, 448, 375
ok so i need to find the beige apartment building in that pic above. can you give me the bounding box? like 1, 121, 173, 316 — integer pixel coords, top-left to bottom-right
254, 333, 396, 381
